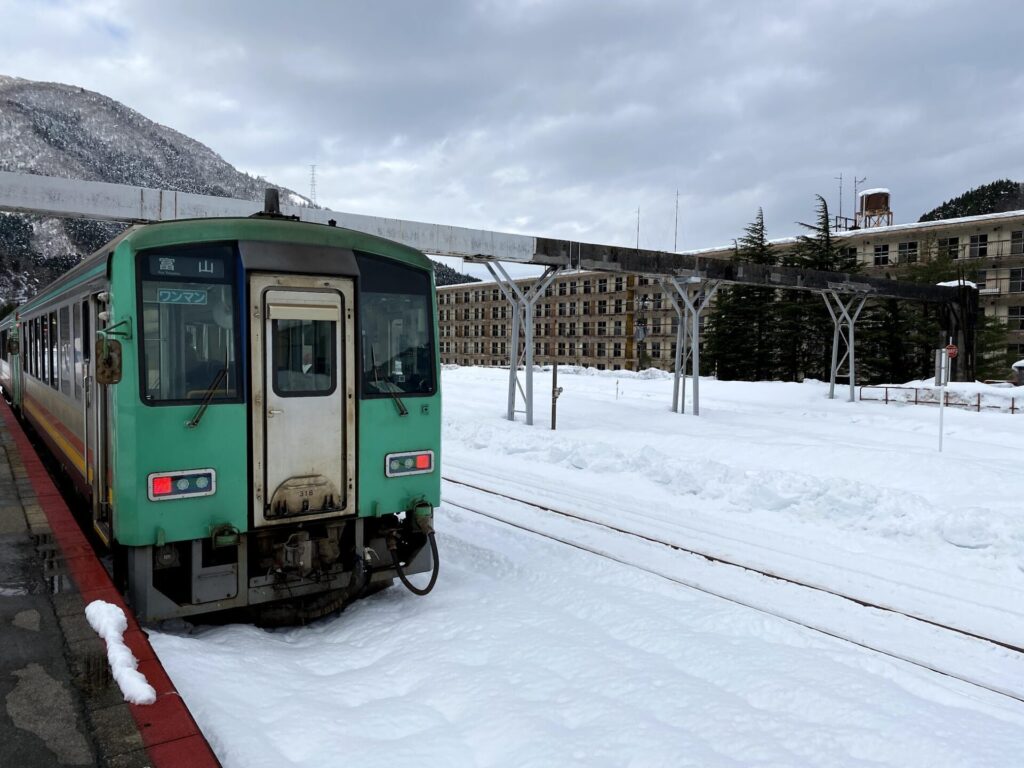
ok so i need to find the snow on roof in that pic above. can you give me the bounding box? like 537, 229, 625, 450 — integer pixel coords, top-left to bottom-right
1013, 360, 1024, 370
936, 280, 977, 288
858, 188, 890, 197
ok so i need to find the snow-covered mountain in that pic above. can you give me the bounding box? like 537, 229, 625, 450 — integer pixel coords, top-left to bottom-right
0, 74, 478, 299
0, 74, 310, 301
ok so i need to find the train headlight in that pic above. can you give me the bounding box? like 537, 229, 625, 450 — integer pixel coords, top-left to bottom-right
384, 450, 434, 477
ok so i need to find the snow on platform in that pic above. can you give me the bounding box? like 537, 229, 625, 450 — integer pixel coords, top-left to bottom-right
150, 369, 1024, 767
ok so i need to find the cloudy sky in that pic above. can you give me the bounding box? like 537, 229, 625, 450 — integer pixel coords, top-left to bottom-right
2, 0, 1023, 269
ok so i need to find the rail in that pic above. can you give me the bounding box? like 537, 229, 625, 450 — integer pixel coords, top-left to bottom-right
858, 385, 1021, 413
441, 475, 1024, 704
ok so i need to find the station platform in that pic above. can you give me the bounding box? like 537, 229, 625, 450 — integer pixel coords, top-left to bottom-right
0, 401, 220, 768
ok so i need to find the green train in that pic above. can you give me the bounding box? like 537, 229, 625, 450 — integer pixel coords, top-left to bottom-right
0, 197, 440, 623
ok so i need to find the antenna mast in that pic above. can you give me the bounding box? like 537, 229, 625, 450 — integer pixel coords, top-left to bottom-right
854, 175, 867, 201
834, 172, 843, 222
674, 190, 679, 251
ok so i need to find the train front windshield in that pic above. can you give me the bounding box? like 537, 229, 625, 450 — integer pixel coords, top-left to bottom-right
137, 246, 241, 404
358, 255, 436, 397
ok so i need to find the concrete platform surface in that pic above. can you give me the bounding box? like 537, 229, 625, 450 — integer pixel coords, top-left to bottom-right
0, 401, 220, 768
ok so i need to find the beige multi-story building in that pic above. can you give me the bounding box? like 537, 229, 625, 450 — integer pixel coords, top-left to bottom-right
437, 273, 701, 370
437, 191, 1024, 370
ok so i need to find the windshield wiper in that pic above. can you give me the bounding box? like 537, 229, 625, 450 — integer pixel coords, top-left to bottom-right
186, 367, 228, 428
372, 348, 408, 416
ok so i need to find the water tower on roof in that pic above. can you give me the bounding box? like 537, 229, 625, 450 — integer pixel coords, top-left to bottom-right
856, 188, 893, 228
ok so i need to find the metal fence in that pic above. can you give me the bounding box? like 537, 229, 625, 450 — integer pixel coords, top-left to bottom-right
859, 385, 1021, 414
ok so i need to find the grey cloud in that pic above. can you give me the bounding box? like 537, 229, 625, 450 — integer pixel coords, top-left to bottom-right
2, 0, 1023, 253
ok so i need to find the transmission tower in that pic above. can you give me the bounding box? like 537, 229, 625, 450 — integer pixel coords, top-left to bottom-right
309, 164, 317, 206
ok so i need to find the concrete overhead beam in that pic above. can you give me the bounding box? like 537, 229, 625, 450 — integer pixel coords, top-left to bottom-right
0, 171, 538, 263
537, 238, 967, 303
0, 171, 971, 304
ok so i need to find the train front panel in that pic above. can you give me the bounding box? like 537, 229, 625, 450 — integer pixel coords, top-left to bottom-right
99, 218, 439, 622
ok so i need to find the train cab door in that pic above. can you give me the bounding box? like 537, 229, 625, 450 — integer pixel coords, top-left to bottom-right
83, 294, 112, 543
250, 275, 356, 528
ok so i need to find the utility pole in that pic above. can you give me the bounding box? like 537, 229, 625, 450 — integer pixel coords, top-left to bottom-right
636, 207, 641, 250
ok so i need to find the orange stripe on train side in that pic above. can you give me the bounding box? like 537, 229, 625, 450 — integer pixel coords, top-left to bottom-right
23, 396, 91, 480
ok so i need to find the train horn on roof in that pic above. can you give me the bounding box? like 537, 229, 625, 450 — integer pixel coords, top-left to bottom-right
264, 188, 281, 215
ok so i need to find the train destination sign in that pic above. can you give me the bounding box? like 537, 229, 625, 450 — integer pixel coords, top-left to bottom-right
148, 254, 226, 279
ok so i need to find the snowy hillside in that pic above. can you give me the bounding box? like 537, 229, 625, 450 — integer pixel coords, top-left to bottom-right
151, 370, 1024, 768
0, 74, 308, 299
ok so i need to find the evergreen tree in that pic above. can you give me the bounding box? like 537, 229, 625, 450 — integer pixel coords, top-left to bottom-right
704, 209, 778, 380
776, 195, 853, 381
919, 180, 1024, 222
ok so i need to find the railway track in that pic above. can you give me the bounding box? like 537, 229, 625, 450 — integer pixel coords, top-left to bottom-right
442, 475, 1024, 706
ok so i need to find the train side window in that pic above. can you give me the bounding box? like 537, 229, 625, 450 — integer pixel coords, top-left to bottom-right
36, 317, 44, 381
59, 306, 71, 397
37, 317, 44, 379
73, 302, 82, 400
33, 318, 40, 378
82, 301, 90, 363
49, 312, 58, 389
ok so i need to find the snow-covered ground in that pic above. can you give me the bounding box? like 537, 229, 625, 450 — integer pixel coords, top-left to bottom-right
150, 368, 1024, 767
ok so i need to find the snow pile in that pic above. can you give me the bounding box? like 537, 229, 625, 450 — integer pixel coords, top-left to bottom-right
85, 600, 156, 705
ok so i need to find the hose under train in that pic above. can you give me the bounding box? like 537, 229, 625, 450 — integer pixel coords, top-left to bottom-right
392, 531, 439, 596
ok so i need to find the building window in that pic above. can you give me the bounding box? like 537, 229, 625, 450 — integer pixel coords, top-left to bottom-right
969, 233, 988, 258
597, 279, 607, 293
898, 241, 918, 264
1009, 306, 1024, 331
1010, 269, 1024, 293
1011, 230, 1024, 256
938, 236, 960, 259
873, 244, 890, 266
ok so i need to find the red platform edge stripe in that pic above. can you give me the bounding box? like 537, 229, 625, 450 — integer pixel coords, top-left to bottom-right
0, 400, 221, 768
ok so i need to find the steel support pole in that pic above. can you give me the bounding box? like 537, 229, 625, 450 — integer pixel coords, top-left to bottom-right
658, 278, 687, 413
672, 278, 720, 416
485, 262, 563, 425
822, 290, 868, 403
